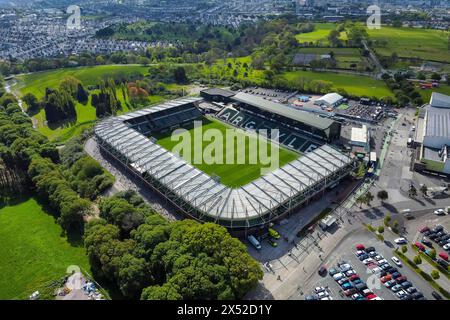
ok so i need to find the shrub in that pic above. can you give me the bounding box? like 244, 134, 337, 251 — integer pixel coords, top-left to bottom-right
377, 226, 384, 233
431, 270, 440, 279
401, 245, 407, 253
413, 255, 422, 265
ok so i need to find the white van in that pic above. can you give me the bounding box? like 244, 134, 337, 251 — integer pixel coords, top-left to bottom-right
248, 235, 262, 250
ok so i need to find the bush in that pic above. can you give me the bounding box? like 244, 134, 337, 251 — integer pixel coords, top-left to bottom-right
366, 224, 375, 232
413, 255, 422, 265
377, 226, 384, 233
401, 245, 407, 253
431, 270, 440, 280
377, 234, 384, 241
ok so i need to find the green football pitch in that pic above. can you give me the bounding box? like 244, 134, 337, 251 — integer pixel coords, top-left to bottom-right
155, 117, 299, 187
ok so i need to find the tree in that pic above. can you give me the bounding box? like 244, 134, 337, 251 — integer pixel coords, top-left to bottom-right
384, 214, 391, 226
431, 73, 441, 81
401, 245, 407, 253
365, 192, 374, 206
417, 72, 426, 80
377, 226, 384, 234
22, 93, 39, 112
430, 270, 440, 279
428, 249, 436, 259
173, 66, 188, 84
377, 190, 389, 203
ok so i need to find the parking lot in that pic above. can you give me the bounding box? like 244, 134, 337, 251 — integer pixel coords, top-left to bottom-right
295, 228, 437, 300
239, 87, 295, 103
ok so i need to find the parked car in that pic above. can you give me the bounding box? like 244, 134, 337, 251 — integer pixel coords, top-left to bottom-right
380, 275, 392, 283
438, 252, 448, 261
358, 254, 369, 261
437, 259, 449, 269
338, 278, 349, 285
315, 287, 326, 293
333, 273, 345, 281
344, 288, 357, 296
391, 257, 402, 266
361, 289, 373, 297
444, 243, 450, 251
363, 258, 374, 265
415, 242, 426, 251
355, 250, 366, 257
384, 280, 396, 288
419, 226, 430, 233
345, 269, 356, 277
434, 209, 446, 216
406, 287, 417, 294
340, 264, 352, 272
394, 237, 407, 245
365, 247, 376, 253
328, 267, 339, 276
341, 282, 353, 290
377, 259, 388, 265
412, 292, 424, 300
380, 263, 391, 270
431, 291, 443, 300
305, 295, 318, 300
396, 276, 407, 283
349, 274, 360, 281
391, 284, 402, 292
421, 237, 433, 246
351, 293, 363, 300
368, 251, 377, 258
356, 244, 365, 250
401, 281, 412, 289
391, 272, 401, 279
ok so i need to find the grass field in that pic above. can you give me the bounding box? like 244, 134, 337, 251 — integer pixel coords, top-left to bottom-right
0, 198, 89, 300
295, 23, 347, 45
156, 117, 299, 187
281, 70, 395, 98
367, 26, 450, 62
296, 47, 364, 69
12, 65, 167, 143
15, 65, 149, 98
418, 85, 450, 103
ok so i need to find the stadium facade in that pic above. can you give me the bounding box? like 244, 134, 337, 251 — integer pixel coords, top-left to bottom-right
94, 96, 355, 231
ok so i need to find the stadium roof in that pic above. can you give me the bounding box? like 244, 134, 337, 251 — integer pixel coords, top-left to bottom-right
231, 92, 335, 130
315, 93, 343, 106
94, 97, 353, 226
430, 92, 450, 109
201, 88, 236, 98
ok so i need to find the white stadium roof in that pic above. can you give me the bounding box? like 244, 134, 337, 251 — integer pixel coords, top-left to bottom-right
94, 98, 354, 227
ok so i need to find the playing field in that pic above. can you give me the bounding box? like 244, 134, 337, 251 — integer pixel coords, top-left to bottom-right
156, 117, 299, 187
281, 70, 395, 99
0, 198, 89, 300
367, 26, 450, 62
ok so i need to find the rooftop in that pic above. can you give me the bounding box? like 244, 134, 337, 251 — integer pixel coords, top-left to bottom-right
316, 92, 344, 105
430, 92, 450, 109
201, 88, 236, 98
351, 125, 368, 144
231, 92, 335, 131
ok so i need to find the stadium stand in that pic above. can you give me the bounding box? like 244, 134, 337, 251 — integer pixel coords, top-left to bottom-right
217, 106, 322, 154
95, 97, 355, 230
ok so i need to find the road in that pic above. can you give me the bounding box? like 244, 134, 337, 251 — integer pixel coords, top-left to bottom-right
362, 40, 386, 77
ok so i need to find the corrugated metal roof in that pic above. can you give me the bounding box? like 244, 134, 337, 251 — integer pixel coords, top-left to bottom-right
94, 98, 353, 224
426, 105, 450, 139
231, 92, 335, 130
430, 92, 450, 109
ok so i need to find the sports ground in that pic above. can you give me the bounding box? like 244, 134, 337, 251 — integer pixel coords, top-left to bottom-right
156, 117, 299, 187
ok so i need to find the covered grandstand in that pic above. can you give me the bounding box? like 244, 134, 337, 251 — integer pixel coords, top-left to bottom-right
231, 92, 341, 142
94, 97, 355, 230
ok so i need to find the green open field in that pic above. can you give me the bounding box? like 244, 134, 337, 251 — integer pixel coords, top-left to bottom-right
296, 47, 364, 69
15, 65, 149, 98
295, 23, 348, 45
0, 198, 89, 300
281, 70, 395, 98
367, 26, 450, 62
418, 85, 450, 103
12, 65, 167, 143
156, 117, 299, 187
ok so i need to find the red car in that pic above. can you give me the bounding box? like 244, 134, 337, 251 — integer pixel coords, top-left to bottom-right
439, 252, 449, 261
356, 244, 365, 250
344, 288, 357, 296
415, 242, 426, 251
396, 276, 407, 283
349, 274, 360, 281
380, 275, 392, 283
419, 226, 430, 233
366, 294, 377, 300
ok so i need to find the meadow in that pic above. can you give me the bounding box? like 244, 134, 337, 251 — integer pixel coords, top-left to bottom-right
295, 23, 347, 45
156, 117, 299, 187
0, 198, 89, 300
281, 70, 395, 98
12, 65, 167, 143
367, 26, 450, 62
296, 47, 364, 69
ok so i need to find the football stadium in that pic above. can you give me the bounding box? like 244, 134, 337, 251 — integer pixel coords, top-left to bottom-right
94, 93, 355, 230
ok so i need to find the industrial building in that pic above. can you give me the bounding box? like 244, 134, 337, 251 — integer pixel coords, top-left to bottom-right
314, 92, 344, 109
414, 92, 450, 174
